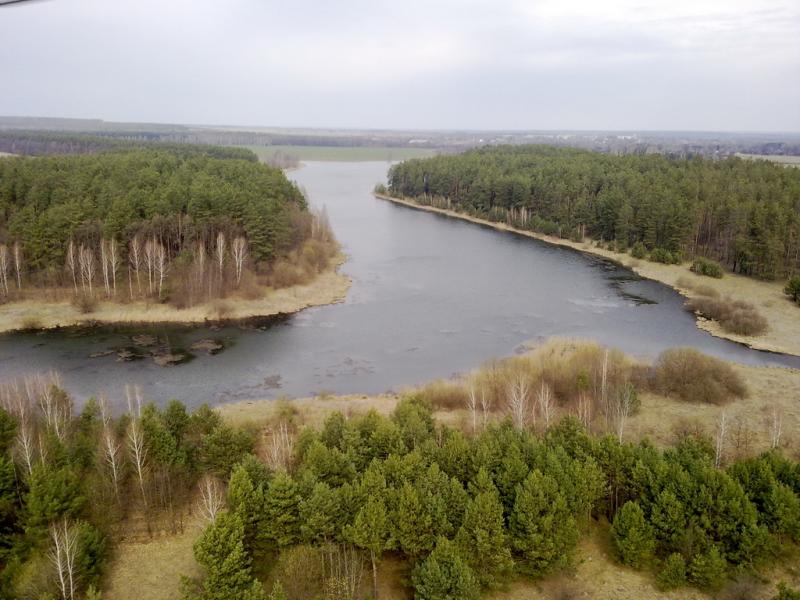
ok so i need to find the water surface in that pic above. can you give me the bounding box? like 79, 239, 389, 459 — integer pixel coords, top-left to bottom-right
1, 161, 797, 408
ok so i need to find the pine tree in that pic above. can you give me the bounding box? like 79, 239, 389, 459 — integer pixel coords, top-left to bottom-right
227, 463, 266, 553
411, 537, 480, 600
347, 495, 391, 599
393, 481, 434, 556
611, 501, 655, 568
262, 472, 301, 548
688, 545, 728, 591
299, 481, 340, 543
186, 511, 264, 600
509, 469, 579, 576
455, 481, 514, 588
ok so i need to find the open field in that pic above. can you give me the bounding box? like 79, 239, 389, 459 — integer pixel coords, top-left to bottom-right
736, 153, 800, 167
244, 144, 437, 162
375, 193, 800, 357
0, 255, 351, 334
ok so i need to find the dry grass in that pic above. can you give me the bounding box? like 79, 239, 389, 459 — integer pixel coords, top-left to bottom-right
0, 254, 350, 333
378, 194, 800, 357
103, 516, 201, 600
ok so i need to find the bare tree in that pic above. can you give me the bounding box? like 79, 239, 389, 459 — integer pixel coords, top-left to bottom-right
49, 519, 79, 600
264, 421, 294, 472
154, 241, 168, 298
536, 381, 554, 431
599, 349, 609, 428
322, 543, 364, 600
612, 383, 636, 443
506, 376, 529, 430
769, 407, 783, 449
126, 386, 148, 508
714, 410, 728, 468
78, 245, 96, 294
215, 231, 226, 291
143, 239, 156, 296
479, 385, 492, 430
576, 392, 592, 429
65, 240, 78, 294
108, 238, 119, 297
12, 383, 36, 475
12, 241, 22, 289
99, 396, 123, 500
129, 235, 142, 297
0, 244, 8, 297
195, 241, 206, 302
32, 373, 71, 442
466, 381, 479, 435
197, 475, 225, 523
231, 236, 247, 288
100, 239, 111, 298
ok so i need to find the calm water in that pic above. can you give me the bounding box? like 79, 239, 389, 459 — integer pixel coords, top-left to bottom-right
1, 161, 797, 409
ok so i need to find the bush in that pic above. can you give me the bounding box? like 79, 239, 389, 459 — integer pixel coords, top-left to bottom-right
775, 582, 800, 600
688, 545, 728, 591
691, 257, 724, 278
656, 553, 687, 591
416, 379, 468, 411
630, 242, 647, 259
785, 276, 800, 305
685, 296, 768, 336
649, 248, 680, 264
611, 501, 655, 568
72, 293, 98, 314
651, 348, 747, 405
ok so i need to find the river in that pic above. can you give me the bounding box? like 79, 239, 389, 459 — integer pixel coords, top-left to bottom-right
0, 161, 797, 409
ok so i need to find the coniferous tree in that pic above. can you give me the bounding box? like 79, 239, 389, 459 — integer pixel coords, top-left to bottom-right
411, 537, 480, 600
611, 501, 655, 568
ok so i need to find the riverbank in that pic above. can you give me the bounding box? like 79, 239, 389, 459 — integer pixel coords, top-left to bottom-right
0, 254, 351, 334
375, 193, 800, 358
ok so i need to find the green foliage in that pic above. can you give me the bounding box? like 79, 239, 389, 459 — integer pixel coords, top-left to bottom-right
630, 241, 647, 259
25, 464, 85, 540
688, 545, 728, 591
199, 426, 254, 478
262, 472, 301, 548
455, 473, 514, 587
786, 276, 800, 305
389, 146, 800, 280
774, 582, 800, 600
611, 501, 655, 568
411, 537, 480, 600
691, 257, 724, 278
0, 409, 15, 455
347, 495, 390, 559
509, 469, 580, 576
656, 553, 687, 590
185, 511, 264, 600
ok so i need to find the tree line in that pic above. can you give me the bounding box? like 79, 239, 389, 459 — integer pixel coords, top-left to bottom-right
0, 146, 322, 307
0, 368, 797, 598
387, 145, 800, 281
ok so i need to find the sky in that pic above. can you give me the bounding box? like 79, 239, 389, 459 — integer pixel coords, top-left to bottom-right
1, 0, 799, 132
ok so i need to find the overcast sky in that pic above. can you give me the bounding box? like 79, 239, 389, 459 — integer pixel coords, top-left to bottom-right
1, 0, 798, 131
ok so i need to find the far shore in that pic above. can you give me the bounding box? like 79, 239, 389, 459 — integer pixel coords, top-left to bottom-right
375, 193, 800, 358
0, 254, 351, 334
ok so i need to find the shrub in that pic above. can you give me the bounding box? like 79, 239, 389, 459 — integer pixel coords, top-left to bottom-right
691, 257, 724, 278
651, 348, 747, 405
656, 553, 687, 591
416, 379, 468, 411
411, 537, 480, 600
785, 276, 800, 305
72, 293, 98, 314
774, 582, 800, 600
649, 248, 679, 264
688, 545, 728, 591
611, 501, 655, 568
630, 242, 647, 259
685, 296, 768, 336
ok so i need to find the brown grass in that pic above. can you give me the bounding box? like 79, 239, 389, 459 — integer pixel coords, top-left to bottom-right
651, 348, 747, 405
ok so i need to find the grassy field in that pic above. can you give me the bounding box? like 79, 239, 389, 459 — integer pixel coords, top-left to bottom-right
244, 144, 436, 162
736, 153, 800, 167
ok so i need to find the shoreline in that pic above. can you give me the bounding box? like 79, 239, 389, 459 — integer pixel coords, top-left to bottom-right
375, 193, 800, 358
0, 254, 352, 335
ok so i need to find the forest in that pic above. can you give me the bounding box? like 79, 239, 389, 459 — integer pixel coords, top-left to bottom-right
1, 341, 799, 599
0, 145, 335, 309
387, 146, 800, 281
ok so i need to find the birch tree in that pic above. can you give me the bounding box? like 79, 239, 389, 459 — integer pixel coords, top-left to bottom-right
769, 408, 783, 449
65, 240, 78, 294
49, 519, 79, 600
126, 386, 149, 508
129, 235, 142, 297
108, 238, 119, 297
506, 376, 529, 430
197, 475, 225, 523
466, 381, 479, 435
100, 239, 111, 298
0, 244, 9, 296
12, 241, 22, 289
231, 236, 247, 287
536, 381, 554, 431
143, 239, 155, 296
154, 241, 168, 298
99, 396, 122, 500
79, 245, 95, 294
714, 410, 727, 468
215, 231, 226, 291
